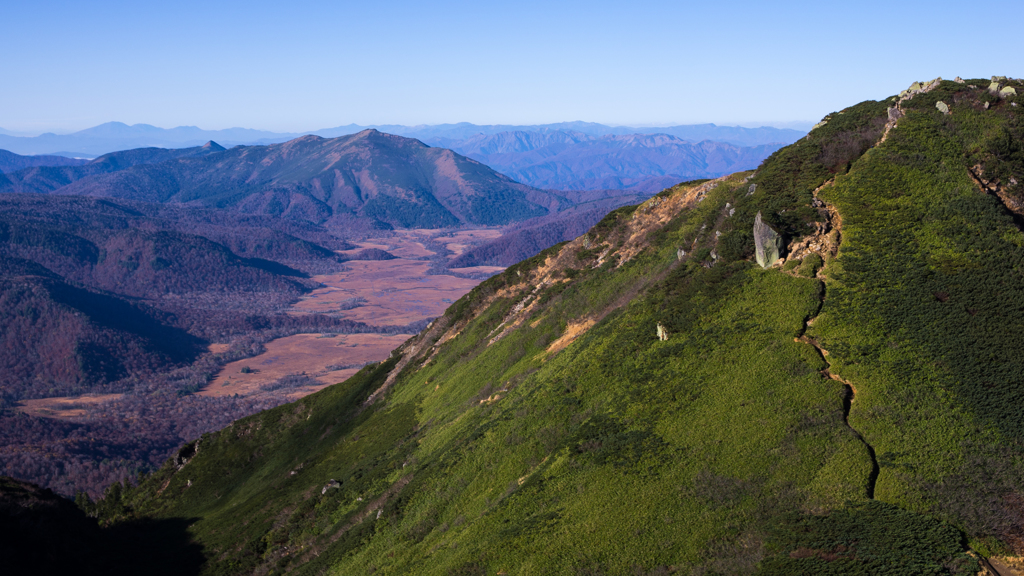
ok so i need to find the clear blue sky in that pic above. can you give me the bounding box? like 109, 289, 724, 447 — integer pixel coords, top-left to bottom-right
3, 0, 1022, 133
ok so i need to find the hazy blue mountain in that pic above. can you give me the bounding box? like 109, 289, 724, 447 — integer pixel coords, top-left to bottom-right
0, 121, 805, 158
323, 121, 805, 147
433, 130, 786, 191
0, 123, 298, 157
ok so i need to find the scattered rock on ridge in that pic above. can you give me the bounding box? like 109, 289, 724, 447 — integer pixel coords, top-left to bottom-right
753, 211, 781, 269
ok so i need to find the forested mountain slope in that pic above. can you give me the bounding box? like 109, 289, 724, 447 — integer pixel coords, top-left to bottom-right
1, 130, 570, 229
0, 149, 87, 173
76, 77, 1024, 574
0, 193, 367, 397
0, 142, 225, 194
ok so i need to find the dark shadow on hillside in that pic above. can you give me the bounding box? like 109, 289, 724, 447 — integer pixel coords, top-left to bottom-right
104, 517, 206, 576
1, 477, 204, 576
45, 279, 207, 364
242, 256, 309, 278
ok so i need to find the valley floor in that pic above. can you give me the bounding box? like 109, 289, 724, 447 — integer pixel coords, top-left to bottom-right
5, 227, 509, 496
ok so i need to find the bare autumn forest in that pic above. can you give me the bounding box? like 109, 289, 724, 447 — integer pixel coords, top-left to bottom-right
0, 185, 638, 497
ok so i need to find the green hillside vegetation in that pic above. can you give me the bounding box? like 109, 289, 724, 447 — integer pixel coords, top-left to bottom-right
89, 77, 1024, 575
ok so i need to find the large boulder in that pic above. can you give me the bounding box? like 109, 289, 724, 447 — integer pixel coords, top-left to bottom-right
754, 212, 781, 268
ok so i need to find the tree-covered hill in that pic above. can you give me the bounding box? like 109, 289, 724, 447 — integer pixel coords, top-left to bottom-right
1, 130, 574, 229
0, 149, 88, 174
35, 77, 1024, 574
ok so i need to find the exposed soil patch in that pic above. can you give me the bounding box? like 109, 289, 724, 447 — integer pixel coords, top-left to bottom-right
988, 556, 1024, 576
545, 319, 596, 355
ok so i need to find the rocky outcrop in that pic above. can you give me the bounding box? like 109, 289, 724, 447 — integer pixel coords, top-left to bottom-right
786, 202, 842, 264
174, 439, 200, 470
898, 77, 942, 99
753, 212, 781, 268
968, 164, 1024, 217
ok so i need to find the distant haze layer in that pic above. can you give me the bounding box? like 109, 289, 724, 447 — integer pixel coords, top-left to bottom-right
0, 121, 805, 158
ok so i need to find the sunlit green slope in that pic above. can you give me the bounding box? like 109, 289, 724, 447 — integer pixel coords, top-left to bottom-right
107, 77, 1024, 575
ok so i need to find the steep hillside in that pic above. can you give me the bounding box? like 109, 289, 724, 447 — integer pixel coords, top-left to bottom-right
437, 130, 785, 191
3, 130, 569, 229
449, 192, 653, 267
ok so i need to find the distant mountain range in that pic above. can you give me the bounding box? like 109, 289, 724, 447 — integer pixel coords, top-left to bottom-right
0, 130, 570, 229
1, 124, 797, 193
429, 130, 786, 191
0, 120, 805, 158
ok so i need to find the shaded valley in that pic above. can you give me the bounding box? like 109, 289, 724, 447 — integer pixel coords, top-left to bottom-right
0, 141, 646, 497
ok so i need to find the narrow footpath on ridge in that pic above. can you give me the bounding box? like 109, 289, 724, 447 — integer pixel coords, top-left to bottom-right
797, 282, 880, 499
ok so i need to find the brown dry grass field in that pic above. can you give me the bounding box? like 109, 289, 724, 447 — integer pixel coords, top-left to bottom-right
204, 229, 507, 400
441, 228, 504, 256
19, 230, 507, 418
290, 260, 481, 325
449, 265, 506, 276
200, 332, 414, 398
17, 393, 124, 420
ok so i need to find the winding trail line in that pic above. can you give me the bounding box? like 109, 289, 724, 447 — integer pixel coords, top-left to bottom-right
798, 282, 880, 499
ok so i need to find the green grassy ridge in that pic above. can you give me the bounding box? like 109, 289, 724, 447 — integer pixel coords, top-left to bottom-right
98, 85, 1004, 574
810, 78, 1024, 549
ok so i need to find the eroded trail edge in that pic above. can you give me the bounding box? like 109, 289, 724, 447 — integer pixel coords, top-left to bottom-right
798, 283, 879, 499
